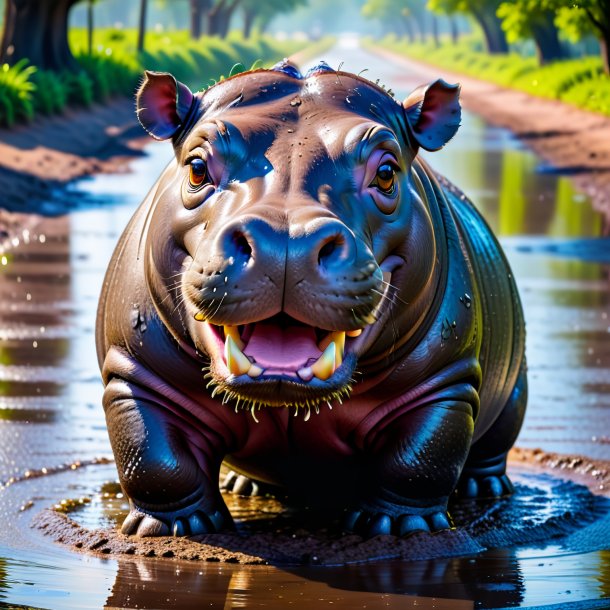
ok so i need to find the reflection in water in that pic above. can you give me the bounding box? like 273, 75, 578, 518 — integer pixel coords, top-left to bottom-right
105, 558, 491, 609
600, 550, 610, 599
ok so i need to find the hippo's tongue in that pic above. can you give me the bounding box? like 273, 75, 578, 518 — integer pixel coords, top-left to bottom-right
243, 321, 321, 373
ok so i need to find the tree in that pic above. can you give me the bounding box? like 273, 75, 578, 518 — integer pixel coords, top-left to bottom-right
497, 0, 566, 64
362, 0, 429, 40
190, 0, 212, 38
554, 0, 610, 74
240, 0, 306, 39
137, 0, 148, 52
428, 0, 509, 53
0, 0, 81, 70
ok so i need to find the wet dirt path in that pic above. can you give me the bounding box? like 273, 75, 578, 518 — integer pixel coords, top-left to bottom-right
0, 37, 608, 609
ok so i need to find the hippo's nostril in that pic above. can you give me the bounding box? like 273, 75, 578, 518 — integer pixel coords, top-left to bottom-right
318, 235, 346, 268
232, 231, 252, 260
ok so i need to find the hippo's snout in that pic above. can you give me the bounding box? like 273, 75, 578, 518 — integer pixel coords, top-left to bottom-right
184, 211, 388, 409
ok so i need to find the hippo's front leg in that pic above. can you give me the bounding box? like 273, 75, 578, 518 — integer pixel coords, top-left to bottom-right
103, 378, 233, 537
346, 400, 474, 538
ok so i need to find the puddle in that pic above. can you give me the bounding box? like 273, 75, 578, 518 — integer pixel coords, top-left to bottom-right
0, 38, 608, 608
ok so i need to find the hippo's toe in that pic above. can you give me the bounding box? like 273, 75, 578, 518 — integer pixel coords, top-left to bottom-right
343, 508, 453, 538
220, 470, 261, 497
121, 504, 233, 537
456, 473, 514, 500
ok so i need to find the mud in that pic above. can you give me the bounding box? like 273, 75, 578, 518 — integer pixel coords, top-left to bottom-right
510, 448, 610, 497
32, 466, 609, 567
0, 98, 144, 245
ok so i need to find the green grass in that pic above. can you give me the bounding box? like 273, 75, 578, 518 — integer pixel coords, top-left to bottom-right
0, 59, 36, 126
369, 35, 610, 117
0, 29, 333, 128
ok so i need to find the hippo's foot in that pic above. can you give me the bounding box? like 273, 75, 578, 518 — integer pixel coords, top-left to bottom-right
121, 499, 234, 537
456, 473, 514, 500
343, 507, 453, 538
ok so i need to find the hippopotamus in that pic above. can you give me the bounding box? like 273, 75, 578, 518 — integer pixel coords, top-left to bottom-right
96, 60, 526, 538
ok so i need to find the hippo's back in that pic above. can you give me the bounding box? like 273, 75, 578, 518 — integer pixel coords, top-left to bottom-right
442, 177, 526, 441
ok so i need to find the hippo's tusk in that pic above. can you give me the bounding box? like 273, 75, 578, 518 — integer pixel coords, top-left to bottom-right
225, 335, 252, 376
310, 341, 337, 380
223, 325, 244, 350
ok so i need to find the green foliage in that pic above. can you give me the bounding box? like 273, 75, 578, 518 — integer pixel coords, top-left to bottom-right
76, 52, 141, 99
372, 35, 610, 115
60, 70, 95, 107
0, 29, 319, 128
554, 4, 596, 41
32, 71, 67, 115
561, 73, 610, 114
497, 0, 556, 43
0, 60, 37, 127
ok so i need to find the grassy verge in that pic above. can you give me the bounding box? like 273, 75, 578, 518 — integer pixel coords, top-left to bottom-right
0, 31, 334, 128
367, 36, 610, 117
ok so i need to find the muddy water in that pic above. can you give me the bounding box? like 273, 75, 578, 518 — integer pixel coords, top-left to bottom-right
0, 38, 609, 609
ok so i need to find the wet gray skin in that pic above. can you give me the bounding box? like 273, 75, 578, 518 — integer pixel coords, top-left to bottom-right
0, 38, 609, 609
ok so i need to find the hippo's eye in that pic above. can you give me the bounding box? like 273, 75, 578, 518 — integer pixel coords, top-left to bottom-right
188, 159, 209, 189
371, 163, 396, 195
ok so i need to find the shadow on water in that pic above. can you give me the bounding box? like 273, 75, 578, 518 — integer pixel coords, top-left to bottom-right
0, 38, 608, 609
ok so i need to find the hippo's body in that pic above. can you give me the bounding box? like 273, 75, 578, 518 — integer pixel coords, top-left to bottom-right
96, 61, 526, 538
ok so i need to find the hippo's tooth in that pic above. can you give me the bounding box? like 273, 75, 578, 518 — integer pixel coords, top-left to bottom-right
311, 341, 336, 381
297, 366, 313, 381
194, 312, 206, 321
334, 332, 345, 368
247, 364, 263, 378
225, 335, 251, 376
346, 329, 362, 337
223, 325, 244, 350
318, 330, 346, 353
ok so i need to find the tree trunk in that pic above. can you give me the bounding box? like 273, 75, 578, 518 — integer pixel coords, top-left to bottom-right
215, 0, 240, 38
531, 15, 565, 65
0, 0, 81, 70
243, 7, 255, 39
472, 7, 508, 54
401, 15, 415, 43
190, 0, 212, 39
414, 12, 427, 43
601, 36, 610, 76
431, 14, 440, 48
87, 0, 93, 55
583, 3, 610, 76
208, 0, 227, 36
450, 15, 459, 44
190, 0, 202, 39
137, 0, 148, 53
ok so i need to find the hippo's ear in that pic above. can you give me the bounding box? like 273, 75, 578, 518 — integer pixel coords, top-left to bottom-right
403, 79, 461, 152
136, 71, 194, 141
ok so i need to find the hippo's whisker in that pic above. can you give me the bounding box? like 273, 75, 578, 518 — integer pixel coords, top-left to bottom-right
208, 293, 227, 319
380, 281, 410, 307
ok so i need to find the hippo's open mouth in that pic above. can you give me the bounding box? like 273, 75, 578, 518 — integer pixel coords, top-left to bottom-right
195, 312, 365, 409
190, 314, 363, 412
208, 313, 362, 381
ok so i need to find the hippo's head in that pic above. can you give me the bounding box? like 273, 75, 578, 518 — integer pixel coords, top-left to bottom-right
136, 60, 461, 414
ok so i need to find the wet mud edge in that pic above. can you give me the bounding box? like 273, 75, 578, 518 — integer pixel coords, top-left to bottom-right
32, 448, 610, 566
